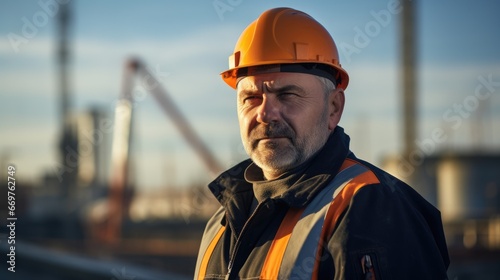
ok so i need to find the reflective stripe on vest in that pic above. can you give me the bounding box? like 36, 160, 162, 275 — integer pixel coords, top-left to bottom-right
260, 207, 305, 278
195, 208, 226, 280
265, 159, 380, 280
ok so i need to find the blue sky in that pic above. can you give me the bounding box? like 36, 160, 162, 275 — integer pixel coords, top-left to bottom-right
1, 0, 499, 190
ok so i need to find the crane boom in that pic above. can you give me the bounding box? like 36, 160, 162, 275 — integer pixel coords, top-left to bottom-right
132, 59, 224, 175
102, 58, 224, 243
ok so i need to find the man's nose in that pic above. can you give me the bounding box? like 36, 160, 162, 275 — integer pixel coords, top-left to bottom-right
256, 94, 280, 124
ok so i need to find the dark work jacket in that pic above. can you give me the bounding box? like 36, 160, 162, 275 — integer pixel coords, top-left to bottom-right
194, 127, 450, 280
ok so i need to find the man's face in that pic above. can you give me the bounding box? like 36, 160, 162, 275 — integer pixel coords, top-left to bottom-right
237, 72, 339, 179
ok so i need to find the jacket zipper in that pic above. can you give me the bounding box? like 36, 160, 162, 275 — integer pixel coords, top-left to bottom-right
226, 202, 267, 279
361, 254, 376, 280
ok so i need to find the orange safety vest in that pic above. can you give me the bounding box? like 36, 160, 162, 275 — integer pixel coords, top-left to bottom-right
195, 158, 380, 280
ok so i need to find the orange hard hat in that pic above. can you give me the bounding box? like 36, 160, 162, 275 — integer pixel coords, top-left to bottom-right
221, 7, 349, 90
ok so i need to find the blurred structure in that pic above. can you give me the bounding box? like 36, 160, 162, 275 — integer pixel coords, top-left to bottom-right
384, 153, 500, 244
99, 61, 136, 244
72, 108, 111, 186
438, 154, 500, 223
95, 58, 223, 244
401, 0, 417, 157
382, 1, 500, 278
383, 152, 500, 278
55, 0, 79, 239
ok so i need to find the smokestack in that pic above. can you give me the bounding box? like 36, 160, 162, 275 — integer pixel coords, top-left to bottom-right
57, 1, 77, 198
58, 1, 70, 125
401, 0, 417, 156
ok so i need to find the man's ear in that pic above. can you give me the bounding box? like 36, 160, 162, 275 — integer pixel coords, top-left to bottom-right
328, 88, 345, 130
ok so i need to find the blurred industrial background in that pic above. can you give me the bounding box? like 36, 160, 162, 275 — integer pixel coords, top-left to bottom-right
0, 0, 499, 279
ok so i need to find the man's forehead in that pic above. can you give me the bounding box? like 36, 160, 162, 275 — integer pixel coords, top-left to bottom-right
237, 72, 315, 91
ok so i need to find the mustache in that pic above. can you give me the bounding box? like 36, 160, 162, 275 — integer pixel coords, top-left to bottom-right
249, 122, 295, 145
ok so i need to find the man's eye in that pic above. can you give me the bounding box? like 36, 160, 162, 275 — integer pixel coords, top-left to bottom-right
278, 92, 296, 98
243, 96, 261, 103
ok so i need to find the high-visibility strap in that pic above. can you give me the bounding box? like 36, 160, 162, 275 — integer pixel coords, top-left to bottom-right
278, 159, 369, 279
338, 157, 358, 173
196, 225, 225, 280
260, 163, 360, 279
311, 161, 380, 280
260, 208, 304, 279
325, 168, 380, 240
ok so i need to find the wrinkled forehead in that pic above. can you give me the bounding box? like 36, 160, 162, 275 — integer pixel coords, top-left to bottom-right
236, 71, 318, 93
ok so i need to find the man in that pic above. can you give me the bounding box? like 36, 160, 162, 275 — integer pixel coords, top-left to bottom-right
194, 7, 449, 280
